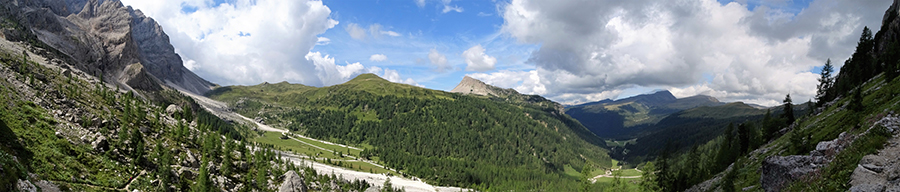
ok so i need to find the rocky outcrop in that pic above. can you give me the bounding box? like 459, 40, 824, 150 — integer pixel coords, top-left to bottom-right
451, 76, 566, 115
849, 113, 900, 192
127, 7, 215, 94
119, 63, 163, 91
11, 0, 215, 94
450, 76, 502, 96
16, 179, 37, 192
278, 170, 307, 192
760, 132, 855, 192
876, 0, 900, 56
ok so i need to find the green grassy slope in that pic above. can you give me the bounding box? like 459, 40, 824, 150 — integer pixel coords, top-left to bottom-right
727, 74, 900, 191
207, 73, 612, 190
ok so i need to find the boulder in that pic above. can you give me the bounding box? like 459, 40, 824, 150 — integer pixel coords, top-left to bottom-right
33, 180, 60, 192
182, 151, 199, 168
16, 179, 37, 192
91, 135, 108, 152
760, 155, 827, 192
165, 105, 181, 116
278, 170, 307, 192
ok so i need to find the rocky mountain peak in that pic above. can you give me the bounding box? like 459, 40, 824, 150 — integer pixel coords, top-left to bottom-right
12, 0, 216, 94
450, 76, 504, 96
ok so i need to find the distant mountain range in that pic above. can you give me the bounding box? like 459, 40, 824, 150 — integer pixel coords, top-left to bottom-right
565, 90, 724, 138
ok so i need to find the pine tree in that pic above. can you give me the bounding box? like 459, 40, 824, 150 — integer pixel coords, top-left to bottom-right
782, 94, 795, 125
579, 162, 594, 192
850, 87, 864, 112
737, 123, 750, 154
816, 59, 834, 106
762, 110, 773, 140
194, 160, 211, 192
131, 127, 144, 166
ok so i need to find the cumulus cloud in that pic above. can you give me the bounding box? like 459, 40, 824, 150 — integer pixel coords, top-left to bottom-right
369, 54, 388, 62
119, 0, 416, 87
377, 67, 423, 86
428, 49, 452, 72
463, 45, 497, 71
307, 52, 417, 86
496, 0, 890, 106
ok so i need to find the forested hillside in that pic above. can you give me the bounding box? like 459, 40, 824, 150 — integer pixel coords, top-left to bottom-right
208, 74, 613, 190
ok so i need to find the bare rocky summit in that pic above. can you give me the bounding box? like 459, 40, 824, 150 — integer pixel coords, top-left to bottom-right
5, 0, 215, 95
450, 76, 503, 96
450, 75, 565, 115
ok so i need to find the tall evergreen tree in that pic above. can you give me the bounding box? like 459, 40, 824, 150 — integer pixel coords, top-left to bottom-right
194, 159, 211, 192
816, 59, 834, 106
850, 87, 864, 112
762, 110, 775, 141
737, 123, 751, 154
782, 94, 795, 125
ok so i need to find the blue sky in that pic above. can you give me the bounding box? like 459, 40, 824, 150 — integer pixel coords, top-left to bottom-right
312, 0, 531, 91
120, 0, 890, 106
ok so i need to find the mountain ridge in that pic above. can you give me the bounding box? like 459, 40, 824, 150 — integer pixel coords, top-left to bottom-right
565, 90, 725, 138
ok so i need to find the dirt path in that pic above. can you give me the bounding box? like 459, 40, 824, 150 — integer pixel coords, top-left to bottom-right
590, 168, 642, 183
849, 114, 900, 191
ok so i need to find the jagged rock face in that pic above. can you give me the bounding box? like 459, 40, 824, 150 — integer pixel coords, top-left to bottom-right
128, 7, 215, 94
12, 0, 215, 94
876, 0, 900, 55
119, 63, 163, 91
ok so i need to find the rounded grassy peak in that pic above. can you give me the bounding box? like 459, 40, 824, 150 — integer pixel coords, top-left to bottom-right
347, 73, 388, 83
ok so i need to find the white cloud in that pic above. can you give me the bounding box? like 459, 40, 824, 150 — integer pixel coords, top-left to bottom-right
382, 31, 402, 37
499, 0, 890, 105
463, 45, 497, 72
441, 0, 464, 13
316, 37, 331, 45
415, 0, 426, 8
307, 53, 419, 86
345, 23, 401, 40
369, 54, 388, 62
477, 12, 493, 17
428, 49, 451, 72
380, 67, 423, 86
345, 23, 368, 40
118, 0, 418, 87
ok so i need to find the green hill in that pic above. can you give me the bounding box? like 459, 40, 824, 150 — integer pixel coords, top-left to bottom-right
622, 102, 770, 161
207, 74, 612, 190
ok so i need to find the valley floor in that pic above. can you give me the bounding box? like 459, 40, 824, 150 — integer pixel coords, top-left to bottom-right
180, 90, 468, 192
